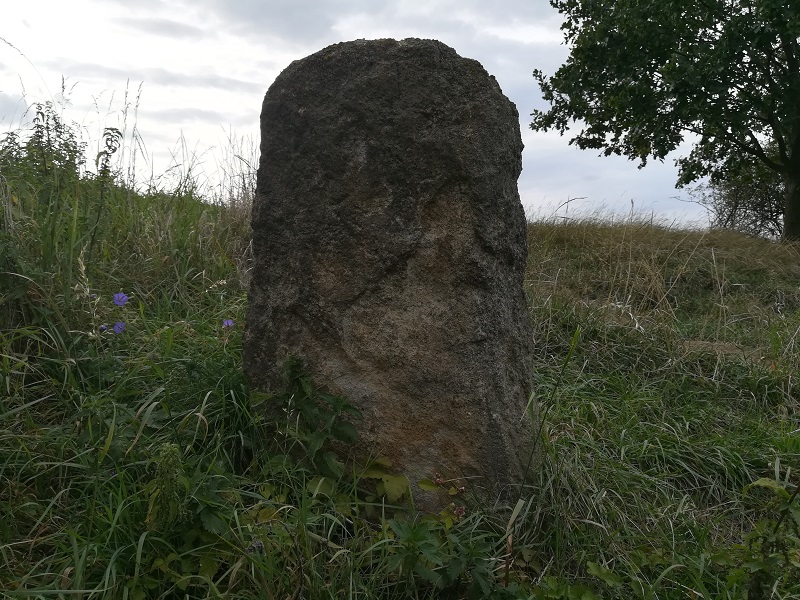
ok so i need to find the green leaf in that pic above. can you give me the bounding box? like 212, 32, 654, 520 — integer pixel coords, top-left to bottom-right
129, 586, 147, 600
306, 431, 326, 457
380, 474, 410, 503
250, 392, 271, 408
199, 509, 227, 535
587, 561, 623, 587
361, 466, 387, 479
257, 507, 279, 522
573, 587, 601, 600
199, 553, 218, 579
418, 478, 440, 491
507, 498, 526, 532
259, 483, 275, 499
320, 451, 344, 479
300, 376, 313, 400
413, 563, 444, 587
468, 570, 493, 598
98, 409, 116, 465
307, 476, 335, 497
360, 457, 393, 479
331, 421, 357, 443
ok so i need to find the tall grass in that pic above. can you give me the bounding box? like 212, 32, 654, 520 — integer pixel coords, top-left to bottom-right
523, 219, 800, 598
1, 100, 799, 598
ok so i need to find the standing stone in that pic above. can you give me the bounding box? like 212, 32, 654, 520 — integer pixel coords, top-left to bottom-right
244, 38, 535, 511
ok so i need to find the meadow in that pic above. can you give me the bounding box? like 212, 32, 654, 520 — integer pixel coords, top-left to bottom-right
1, 101, 800, 599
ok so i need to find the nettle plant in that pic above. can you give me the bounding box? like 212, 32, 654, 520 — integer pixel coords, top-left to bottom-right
732, 463, 800, 598
259, 358, 458, 510
258, 356, 363, 479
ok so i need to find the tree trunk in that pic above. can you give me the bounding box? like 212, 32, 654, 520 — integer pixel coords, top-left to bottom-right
783, 171, 800, 241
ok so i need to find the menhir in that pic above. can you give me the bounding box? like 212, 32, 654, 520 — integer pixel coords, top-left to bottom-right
244, 38, 536, 511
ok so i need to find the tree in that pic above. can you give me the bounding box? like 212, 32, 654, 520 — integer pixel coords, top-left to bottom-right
691, 151, 784, 239
531, 0, 800, 240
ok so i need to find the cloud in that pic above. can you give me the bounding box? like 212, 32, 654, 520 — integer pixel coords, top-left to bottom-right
39, 60, 263, 94
479, 22, 564, 46
103, 0, 166, 9
114, 17, 209, 40
165, 0, 568, 126
146, 107, 242, 125
195, 0, 368, 42
2, 0, 703, 225
0, 92, 28, 127
191, 0, 562, 47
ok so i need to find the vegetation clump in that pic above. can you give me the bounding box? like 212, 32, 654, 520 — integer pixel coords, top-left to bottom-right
2, 102, 800, 598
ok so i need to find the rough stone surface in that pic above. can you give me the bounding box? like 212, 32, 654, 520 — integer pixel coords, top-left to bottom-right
244, 38, 535, 510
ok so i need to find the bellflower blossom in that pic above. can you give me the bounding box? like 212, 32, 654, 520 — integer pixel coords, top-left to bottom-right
113, 293, 129, 307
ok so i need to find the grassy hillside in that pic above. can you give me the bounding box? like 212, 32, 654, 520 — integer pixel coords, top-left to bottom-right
525, 221, 800, 598
2, 105, 800, 598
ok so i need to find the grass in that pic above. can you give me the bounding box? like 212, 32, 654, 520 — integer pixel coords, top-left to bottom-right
1, 100, 800, 598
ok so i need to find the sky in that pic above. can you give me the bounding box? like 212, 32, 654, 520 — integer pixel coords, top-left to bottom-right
0, 0, 709, 224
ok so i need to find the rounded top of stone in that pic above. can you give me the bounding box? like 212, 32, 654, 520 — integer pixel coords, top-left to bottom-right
328, 37, 453, 49
276, 37, 504, 102
259, 36, 522, 206
316, 36, 452, 47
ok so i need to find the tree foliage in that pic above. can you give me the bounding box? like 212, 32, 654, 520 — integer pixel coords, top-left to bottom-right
531, 0, 800, 240
691, 151, 784, 239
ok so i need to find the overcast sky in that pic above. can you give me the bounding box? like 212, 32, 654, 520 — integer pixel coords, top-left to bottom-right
1, 0, 709, 224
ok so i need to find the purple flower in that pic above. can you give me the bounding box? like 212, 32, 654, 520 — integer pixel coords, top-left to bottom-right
113, 321, 126, 334
113, 292, 129, 307
90, 293, 97, 300
99, 324, 107, 332
222, 319, 234, 328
